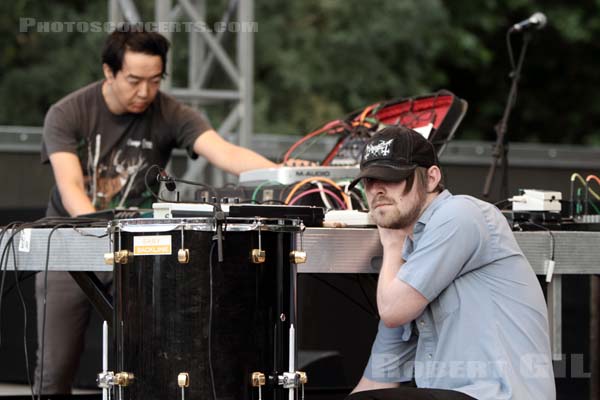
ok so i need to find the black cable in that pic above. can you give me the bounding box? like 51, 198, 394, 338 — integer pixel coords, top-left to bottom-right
208, 240, 217, 400
145, 164, 222, 204
331, 273, 378, 315
72, 227, 109, 238
493, 199, 511, 210
354, 275, 378, 316
0, 222, 27, 347
255, 199, 286, 205
307, 274, 378, 318
38, 223, 73, 400
0, 221, 36, 399
9, 241, 35, 400
0, 218, 106, 374
1, 271, 37, 299
162, 174, 218, 200
526, 222, 556, 261
144, 164, 172, 203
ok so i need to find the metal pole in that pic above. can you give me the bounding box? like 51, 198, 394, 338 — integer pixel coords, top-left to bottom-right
156, 0, 173, 90
188, 0, 205, 97
237, 0, 254, 149
179, 0, 241, 86
547, 276, 562, 361
591, 275, 600, 400
118, 0, 141, 23
108, 0, 123, 23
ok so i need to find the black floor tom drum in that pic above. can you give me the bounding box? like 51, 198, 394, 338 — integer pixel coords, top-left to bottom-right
109, 217, 303, 400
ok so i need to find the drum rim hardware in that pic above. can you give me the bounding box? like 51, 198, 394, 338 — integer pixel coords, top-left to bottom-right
251, 225, 266, 263
113, 249, 131, 264
105, 217, 304, 399
97, 371, 135, 388
177, 372, 190, 400
178, 227, 190, 264
109, 217, 304, 234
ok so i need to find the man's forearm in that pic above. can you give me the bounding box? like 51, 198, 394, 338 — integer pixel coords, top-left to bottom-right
376, 245, 428, 327
193, 129, 276, 175
59, 184, 96, 217
223, 144, 276, 175
376, 247, 405, 317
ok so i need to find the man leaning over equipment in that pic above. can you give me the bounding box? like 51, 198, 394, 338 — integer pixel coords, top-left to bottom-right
36, 25, 276, 394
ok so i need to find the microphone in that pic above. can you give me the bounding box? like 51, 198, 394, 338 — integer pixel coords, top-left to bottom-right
156, 170, 177, 192
510, 12, 547, 32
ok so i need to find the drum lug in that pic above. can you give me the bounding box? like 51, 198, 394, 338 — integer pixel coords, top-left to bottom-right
178, 249, 190, 264
114, 371, 135, 387
251, 371, 266, 387
178, 372, 190, 387
178, 228, 190, 264
289, 250, 307, 264
251, 249, 266, 264
178, 372, 190, 400
298, 371, 308, 385
114, 250, 131, 264
103, 252, 115, 265
251, 372, 266, 400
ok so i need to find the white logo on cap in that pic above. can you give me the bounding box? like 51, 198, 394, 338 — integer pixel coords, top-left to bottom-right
364, 139, 393, 161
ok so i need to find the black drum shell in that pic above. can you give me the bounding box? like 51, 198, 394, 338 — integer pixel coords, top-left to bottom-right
113, 224, 296, 400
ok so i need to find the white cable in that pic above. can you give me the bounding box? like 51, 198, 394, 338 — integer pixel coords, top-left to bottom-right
91, 134, 102, 206
343, 181, 354, 211
102, 321, 108, 400
289, 324, 295, 400
313, 181, 333, 210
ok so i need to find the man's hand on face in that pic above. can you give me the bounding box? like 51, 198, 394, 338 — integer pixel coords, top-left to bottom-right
377, 226, 408, 251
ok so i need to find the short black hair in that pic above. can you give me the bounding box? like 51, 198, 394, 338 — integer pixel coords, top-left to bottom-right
101, 23, 170, 77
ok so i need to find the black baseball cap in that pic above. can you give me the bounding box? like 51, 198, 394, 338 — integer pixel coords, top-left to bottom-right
348, 125, 438, 190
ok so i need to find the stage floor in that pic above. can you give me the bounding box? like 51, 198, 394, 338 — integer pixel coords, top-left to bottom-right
0, 382, 99, 396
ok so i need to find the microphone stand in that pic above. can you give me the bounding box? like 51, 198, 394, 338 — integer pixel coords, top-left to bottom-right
482, 31, 533, 201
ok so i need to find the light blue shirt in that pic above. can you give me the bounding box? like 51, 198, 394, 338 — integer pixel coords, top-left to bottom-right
364, 190, 555, 400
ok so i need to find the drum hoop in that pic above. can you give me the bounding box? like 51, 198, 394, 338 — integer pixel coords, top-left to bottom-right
110, 217, 304, 234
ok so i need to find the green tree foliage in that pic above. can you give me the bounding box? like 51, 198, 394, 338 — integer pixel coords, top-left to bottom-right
1, 1, 600, 145
441, 0, 600, 144
0, 1, 106, 125
254, 0, 451, 134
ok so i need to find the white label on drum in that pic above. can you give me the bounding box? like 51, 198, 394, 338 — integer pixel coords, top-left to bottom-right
133, 235, 172, 256
18, 229, 31, 252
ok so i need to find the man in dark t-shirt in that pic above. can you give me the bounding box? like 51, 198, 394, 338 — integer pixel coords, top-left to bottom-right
36, 27, 276, 394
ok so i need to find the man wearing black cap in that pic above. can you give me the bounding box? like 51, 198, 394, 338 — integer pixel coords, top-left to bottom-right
346, 126, 555, 400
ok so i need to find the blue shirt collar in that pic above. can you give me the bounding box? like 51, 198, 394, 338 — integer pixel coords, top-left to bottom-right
415, 190, 452, 231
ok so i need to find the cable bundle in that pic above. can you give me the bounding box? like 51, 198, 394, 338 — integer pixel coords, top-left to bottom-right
569, 173, 600, 219
281, 91, 466, 166
0, 217, 108, 399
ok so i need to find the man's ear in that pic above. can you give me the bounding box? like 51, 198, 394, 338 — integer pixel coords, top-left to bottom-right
102, 64, 115, 83
427, 166, 442, 192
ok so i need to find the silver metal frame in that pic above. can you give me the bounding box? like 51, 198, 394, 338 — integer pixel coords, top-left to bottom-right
4, 226, 600, 360
19, 0, 255, 191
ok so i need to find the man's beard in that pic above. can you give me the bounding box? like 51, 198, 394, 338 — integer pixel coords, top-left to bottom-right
370, 188, 426, 229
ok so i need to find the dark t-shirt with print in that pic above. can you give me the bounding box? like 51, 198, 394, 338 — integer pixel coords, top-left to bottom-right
41, 80, 211, 216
